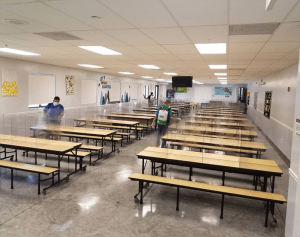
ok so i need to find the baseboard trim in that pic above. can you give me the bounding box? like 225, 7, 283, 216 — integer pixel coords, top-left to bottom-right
255, 125, 291, 167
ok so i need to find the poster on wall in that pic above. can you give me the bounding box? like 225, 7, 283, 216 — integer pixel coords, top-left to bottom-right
214, 87, 233, 96
65, 76, 74, 95
174, 87, 187, 93
2, 69, 18, 97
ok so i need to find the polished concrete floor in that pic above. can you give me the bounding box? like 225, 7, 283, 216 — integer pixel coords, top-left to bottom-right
0, 113, 289, 237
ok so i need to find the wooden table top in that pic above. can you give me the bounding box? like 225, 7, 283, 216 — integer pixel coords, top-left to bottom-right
75, 117, 139, 126
133, 109, 178, 114
0, 134, 81, 153
111, 112, 156, 118
196, 112, 245, 118
162, 133, 267, 151
138, 147, 281, 175
106, 114, 153, 120
169, 124, 258, 137
190, 115, 248, 121
186, 120, 255, 128
30, 125, 117, 137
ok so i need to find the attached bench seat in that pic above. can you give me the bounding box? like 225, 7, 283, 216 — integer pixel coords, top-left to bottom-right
129, 173, 286, 227
0, 160, 58, 194
182, 132, 252, 141
78, 145, 104, 165
170, 142, 258, 157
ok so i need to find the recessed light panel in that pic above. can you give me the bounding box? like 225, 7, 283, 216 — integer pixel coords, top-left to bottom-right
164, 72, 178, 75
119, 72, 134, 74
217, 77, 227, 80
141, 76, 153, 79
156, 79, 166, 81
0, 48, 40, 56
79, 46, 122, 55
138, 65, 160, 69
209, 65, 227, 69
214, 73, 227, 76
195, 43, 226, 54
78, 64, 103, 68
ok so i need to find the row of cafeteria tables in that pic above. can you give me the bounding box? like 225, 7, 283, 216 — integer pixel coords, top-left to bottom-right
133, 107, 286, 226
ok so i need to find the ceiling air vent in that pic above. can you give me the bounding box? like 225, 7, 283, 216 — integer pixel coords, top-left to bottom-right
229, 23, 280, 35
34, 32, 83, 41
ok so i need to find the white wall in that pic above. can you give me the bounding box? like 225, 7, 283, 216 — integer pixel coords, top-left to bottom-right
170, 84, 244, 104
0, 56, 156, 114
247, 64, 298, 160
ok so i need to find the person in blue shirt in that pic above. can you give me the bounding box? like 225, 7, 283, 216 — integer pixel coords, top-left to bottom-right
152, 100, 176, 148
44, 96, 64, 124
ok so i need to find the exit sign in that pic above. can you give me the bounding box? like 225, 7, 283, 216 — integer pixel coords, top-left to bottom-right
266, 0, 277, 11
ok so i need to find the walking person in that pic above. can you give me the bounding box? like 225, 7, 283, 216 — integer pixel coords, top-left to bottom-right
44, 96, 64, 124
152, 100, 177, 148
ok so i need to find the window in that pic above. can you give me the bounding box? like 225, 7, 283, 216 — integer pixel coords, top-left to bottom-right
144, 85, 150, 97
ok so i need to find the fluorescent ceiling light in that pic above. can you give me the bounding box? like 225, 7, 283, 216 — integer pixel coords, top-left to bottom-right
0, 48, 40, 56
209, 65, 227, 69
195, 43, 226, 54
141, 76, 153, 79
164, 72, 178, 75
214, 73, 227, 76
166, 80, 172, 83
156, 79, 165, 81
78, 64, 103, 69
78, 46, 122, 55
118, 72, 134, 75
217, 77, 227, 80
138, 65, 160, 69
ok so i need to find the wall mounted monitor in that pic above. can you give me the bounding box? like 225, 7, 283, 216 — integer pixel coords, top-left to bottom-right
172, 76, 193, 87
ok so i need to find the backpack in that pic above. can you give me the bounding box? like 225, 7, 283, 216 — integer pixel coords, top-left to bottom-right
157, 107, 171, 125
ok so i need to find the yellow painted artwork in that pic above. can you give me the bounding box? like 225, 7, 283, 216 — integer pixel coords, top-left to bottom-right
2, 69, 18, 97
2, 81, 18, 96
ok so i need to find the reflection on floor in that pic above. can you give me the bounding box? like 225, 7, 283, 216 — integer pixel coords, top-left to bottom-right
0, 114, 288, 237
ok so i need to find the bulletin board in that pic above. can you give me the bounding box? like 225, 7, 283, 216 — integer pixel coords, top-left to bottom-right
214, 87, 233, 96
2, 69, 18, 97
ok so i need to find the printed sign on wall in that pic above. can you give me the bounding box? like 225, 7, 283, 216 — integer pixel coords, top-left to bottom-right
2, 70, 18, 97
65, 76, 74, 95
174, 87, 187, 93
214, 87, 233, 96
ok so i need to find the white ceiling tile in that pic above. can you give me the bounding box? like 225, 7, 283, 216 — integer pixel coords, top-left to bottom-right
99, 0, 178, 28
151, 54, 180, 60
247, 60, 276, 68
141, 28, 190, 45
281, 50, 299, 60
103, 29, 157, 45
228, 53, 257, 61
174, 54, 205, 61
0, 9, 58, 33
129, 54, 156, 60
230, 0, 298, 24
228, 65, 248, 69
0, 0, 37, 4
184, 61, 209, 68
183, 26, 228, 44
163, 0, 228, 26
164, 61, 192, 69
254, 52, 287, 60
162, 44, 199, 54
261, 42, 299, 53
285, 1, 300, 22
201, 54, 228, 61
9, 33, 70, 47
108, 45, 144, 55
44, 0, 134, 30
228, 60, 251, 65
0, 23, 26, 34
0, 34, 45, 47
135, 45, 171, 55
2, 2, 93, 31
270, 22, 300, 42
66, 30, 126, 46
228, 42, 264, 53
267, 60, 298, 69
229, 35, 271, 43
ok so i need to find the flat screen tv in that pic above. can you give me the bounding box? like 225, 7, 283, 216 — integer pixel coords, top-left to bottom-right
172, 76, 193, 87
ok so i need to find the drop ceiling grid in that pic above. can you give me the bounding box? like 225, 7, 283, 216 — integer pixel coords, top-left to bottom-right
0, 0, 297, 83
